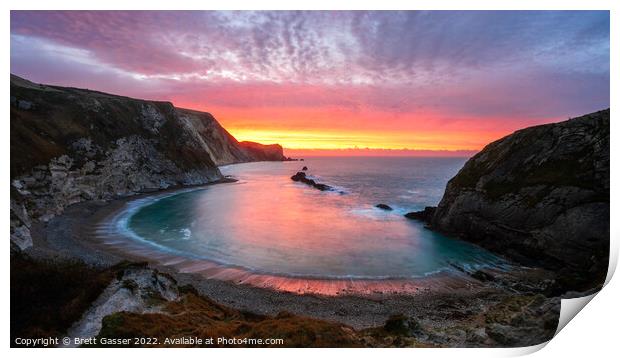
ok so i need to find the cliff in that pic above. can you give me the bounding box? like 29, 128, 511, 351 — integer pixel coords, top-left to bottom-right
10, 74, 287, 250
429, 109, 610, 290
238, 141, 287, 161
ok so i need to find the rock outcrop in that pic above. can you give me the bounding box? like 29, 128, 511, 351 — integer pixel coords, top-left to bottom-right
429, 109, 610, 291
291, 171, 333, 191
404, 206, 435, 221
10, 74, 287, 250
65, 264, 180, 347
238, 141, 287, 161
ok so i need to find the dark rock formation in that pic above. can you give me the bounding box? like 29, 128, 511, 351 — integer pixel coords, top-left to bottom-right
290, 171, 333, 191
404, 207, 436, 222
9, 74, 287, 250
302, 166, 308, 171
430, 109, 610, 291
291, 172, 306, 180
375, 204, 393, 211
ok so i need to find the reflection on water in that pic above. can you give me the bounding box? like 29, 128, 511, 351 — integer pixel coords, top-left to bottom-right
125, 157, 505, 279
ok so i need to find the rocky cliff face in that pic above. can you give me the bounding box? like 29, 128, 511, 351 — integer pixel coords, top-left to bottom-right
430, 109, 609, 290
173, 110, 287, 165
238, 141, 287, 162
10, 75, 287, 250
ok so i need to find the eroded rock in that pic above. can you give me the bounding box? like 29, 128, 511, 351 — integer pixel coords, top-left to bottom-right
404, 206, 436, 222
65, 265, 179, 347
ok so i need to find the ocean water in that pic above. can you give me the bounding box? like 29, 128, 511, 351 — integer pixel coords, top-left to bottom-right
125, 157, 506, 279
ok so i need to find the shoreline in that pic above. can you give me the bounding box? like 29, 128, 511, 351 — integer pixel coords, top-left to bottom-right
92, 183, 503, 296
24, 178, 562, 333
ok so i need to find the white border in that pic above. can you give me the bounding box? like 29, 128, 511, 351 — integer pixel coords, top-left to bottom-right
3, 1, 618, 357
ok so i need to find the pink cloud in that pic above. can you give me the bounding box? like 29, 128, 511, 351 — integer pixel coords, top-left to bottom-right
10, 10, 609, 150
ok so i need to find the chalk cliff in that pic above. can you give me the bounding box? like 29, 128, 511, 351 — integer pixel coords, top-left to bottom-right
10, 75, 287, 250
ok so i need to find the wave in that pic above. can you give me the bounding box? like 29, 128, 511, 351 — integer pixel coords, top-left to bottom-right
349, 204, 417, 220
179, 228, 192, 240
98, 188, 209, 260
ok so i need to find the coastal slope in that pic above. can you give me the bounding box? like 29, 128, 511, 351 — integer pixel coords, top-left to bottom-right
429, 109, 610, 290
238, 141, 287, 162
10, 74, 287, 250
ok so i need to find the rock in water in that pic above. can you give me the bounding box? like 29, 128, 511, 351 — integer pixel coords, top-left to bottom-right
314, 183, 332, 191
302, 166, 308, 171
404, 207, 436, 222
430, 109, 609, 291
375, 204, 393, 211
291, 171, 308, 182
290, 171, 333, 191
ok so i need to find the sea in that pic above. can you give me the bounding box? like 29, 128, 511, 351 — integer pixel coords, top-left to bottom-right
122, 157, 506, 280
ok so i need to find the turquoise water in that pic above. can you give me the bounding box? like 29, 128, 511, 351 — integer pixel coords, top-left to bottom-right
126, 157, 506, 279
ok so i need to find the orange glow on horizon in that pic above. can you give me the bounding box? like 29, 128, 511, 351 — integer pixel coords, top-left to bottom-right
227, 127, 504, 152
173, 101, 561, 157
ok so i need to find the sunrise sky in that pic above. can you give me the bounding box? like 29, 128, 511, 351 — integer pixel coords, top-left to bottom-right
10, 11, 610, 156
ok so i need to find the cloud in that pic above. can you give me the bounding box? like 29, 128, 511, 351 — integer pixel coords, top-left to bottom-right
9, 10, 610, 149
12, 11, 607, 82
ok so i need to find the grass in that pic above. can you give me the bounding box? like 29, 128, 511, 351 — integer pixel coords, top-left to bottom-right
95, 293, 363, 347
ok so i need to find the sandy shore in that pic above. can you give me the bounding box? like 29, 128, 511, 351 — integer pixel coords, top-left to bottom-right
24, 182, 562, 338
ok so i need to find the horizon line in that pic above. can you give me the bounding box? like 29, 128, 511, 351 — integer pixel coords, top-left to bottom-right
282, 147, 479, 158
282, 147, 479, 151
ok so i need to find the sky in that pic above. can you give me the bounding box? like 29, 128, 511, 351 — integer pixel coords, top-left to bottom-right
10, 11, 610, 156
